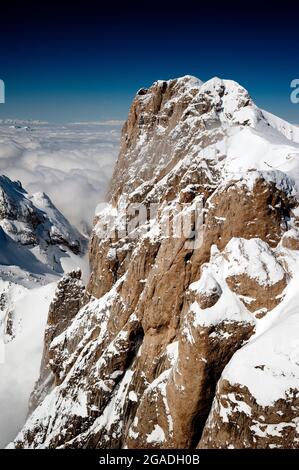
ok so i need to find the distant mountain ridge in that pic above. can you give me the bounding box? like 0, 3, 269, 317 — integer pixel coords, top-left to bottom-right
0, 175, 86, 284
0, 119, 48, 126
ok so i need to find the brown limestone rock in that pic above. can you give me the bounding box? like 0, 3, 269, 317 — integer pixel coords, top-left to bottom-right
199, 380, 299, 449
29, 269, 85, 411
13, 77, 299, 450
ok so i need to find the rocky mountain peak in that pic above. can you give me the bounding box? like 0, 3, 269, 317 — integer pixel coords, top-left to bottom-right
11, 76, 299, 449
108, 75, 265, 206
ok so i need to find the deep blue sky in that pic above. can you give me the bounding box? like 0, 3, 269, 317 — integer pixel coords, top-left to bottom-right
0, 0, 298, 123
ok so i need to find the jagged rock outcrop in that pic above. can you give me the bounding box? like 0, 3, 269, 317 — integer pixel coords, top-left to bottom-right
11, 75, 299, 449
199, 380, 299, 449
29, 270, 85, 411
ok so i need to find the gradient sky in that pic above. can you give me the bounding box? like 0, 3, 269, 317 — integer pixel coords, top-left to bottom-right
0, 0, 298, 123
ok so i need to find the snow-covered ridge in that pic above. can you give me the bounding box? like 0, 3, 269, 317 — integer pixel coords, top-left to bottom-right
0, 175, 87, 283
262, 109, 299, 144
145, 74, 262, 127
153, 75, 299, 140
110, 74, 299, 204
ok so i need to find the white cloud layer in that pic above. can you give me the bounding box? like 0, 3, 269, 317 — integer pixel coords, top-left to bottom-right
69, 120, 125, 126
0, 122, 121, 233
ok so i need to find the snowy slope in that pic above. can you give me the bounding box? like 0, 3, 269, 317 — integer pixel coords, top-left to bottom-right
223, 247, 299, 407
108, 75, 299, 205
0, 282, 56, 448
262, 109, 299, 144
0, 175, 88, 284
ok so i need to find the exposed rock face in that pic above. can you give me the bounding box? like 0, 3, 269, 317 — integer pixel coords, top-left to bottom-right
29, 270, 85, 411
199, 380, 299, 449
199, 299, 299, 448
281, 229, 299, 251
11, 75, 299, 449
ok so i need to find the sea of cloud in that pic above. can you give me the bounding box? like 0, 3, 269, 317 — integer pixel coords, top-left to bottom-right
0, 121, 122, 234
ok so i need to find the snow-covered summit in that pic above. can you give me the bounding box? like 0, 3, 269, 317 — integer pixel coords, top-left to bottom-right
140, 74, 261, 125
109, 75, 299, 204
